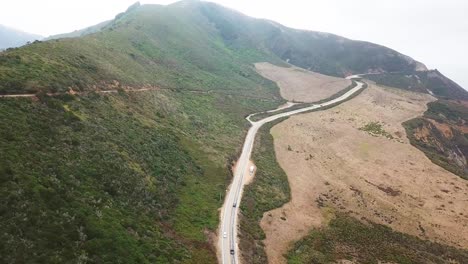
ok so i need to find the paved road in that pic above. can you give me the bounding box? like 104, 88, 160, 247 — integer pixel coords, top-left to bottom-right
219, 80, 365, 264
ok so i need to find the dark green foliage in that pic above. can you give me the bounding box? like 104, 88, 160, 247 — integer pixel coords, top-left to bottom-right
287, 214, 468, 264
0, 96, 194, 263
359, 121, 394, 139
425, 100, 468, 124
0, 83, 280, 263
199, 2, 422, 77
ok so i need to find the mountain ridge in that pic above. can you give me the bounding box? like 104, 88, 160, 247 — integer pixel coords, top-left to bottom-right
0, 0, 437, 95
1, 1, 467, 263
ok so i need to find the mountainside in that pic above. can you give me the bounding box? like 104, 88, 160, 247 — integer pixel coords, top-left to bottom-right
0, 24, 42, 49
0, 1, 427, 95
1, 1, 467, 263
198, 2, 427, 76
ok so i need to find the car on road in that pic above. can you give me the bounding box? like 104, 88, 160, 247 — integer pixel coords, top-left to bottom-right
223, 232, 227, 238
233, 202, 237, 207
249, 165, 255, 175
230, 249, 235, 255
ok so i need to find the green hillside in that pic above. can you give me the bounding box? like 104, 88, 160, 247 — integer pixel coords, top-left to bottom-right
0, 65, 281, 263
0, 1, 465, 263
0, 1, 426, 96
199, 2, 427, 77
45, 20, 111, 41
0, 2, 287, 262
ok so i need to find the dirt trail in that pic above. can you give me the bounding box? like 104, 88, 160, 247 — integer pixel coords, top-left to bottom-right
261, 84, 468, 264
255, 62, 351, 103
0, 87, 162, 98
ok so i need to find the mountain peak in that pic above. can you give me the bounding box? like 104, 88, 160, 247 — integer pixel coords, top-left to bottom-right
126, 1, 141, 12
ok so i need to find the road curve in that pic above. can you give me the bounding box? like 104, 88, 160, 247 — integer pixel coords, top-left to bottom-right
219, 80, 365, 264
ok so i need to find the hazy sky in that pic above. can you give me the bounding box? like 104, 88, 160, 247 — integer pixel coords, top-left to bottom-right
1, 0, 467, 89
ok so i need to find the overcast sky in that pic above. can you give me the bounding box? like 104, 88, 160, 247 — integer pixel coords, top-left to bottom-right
1, 0, 467, 89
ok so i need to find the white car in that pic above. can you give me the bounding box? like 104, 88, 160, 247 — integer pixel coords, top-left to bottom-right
223, 232, 227, 238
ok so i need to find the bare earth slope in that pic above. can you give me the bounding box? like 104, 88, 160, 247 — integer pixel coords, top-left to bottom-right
255, 62, 351, 103
262, 84, 468, 264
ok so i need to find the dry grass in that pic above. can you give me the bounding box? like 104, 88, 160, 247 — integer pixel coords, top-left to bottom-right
262, 84, 468, 263
255, 62, 351, 103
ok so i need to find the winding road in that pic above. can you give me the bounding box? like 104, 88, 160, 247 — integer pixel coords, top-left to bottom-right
219, 79, 365, 264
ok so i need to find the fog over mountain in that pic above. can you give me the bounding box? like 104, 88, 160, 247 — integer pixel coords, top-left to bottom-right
0, 24, 42, 49
1, 0, 467, 90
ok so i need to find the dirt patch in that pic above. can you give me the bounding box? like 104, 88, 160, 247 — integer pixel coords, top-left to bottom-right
428, 119, 455, 139
261, 84, 468, 263
255, 62, 351, 103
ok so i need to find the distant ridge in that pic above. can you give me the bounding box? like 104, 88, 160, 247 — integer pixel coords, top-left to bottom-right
0, 24, 42, 49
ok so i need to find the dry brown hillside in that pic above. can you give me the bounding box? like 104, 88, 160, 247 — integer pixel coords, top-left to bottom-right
255, 62, 351, 103
262, 83, 468, 264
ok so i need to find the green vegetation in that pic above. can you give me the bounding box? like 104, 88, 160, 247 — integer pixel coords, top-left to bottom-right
287, 213, 468, 264
0, 2, 424, 95
45, 20, 111, 41
199, 2, 423, 78
359, 121, 394, 139
239, 118, 291, 264
0, 85, 281, 263
404, 100, 468, 179
0, 2, 285, 95
425, 100, 468, 124
0, 2, 291, 262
